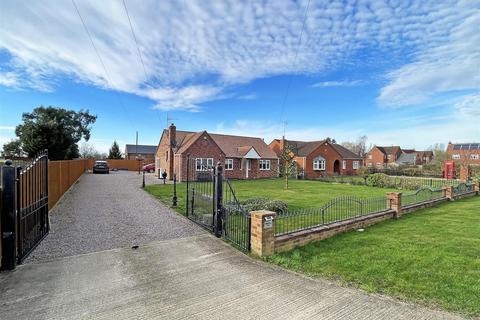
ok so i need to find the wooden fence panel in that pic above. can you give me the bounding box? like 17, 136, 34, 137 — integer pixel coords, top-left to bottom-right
48, 159, 87, 211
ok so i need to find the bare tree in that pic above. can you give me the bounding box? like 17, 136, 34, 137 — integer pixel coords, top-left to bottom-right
341, 135, 368, 157
80, 142, 102, 159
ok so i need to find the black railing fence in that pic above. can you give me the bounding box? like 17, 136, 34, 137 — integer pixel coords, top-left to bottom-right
453, 182, 475, 196
402, 187, 444, 207
275, 195, 389, 236
222, 180, 251, 251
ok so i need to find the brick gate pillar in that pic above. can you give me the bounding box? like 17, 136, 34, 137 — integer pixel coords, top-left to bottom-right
387, 192, 402, 218
444, 185, 454, 201
250, 210, 276, 257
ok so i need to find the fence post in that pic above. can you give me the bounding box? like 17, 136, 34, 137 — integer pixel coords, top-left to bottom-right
444, 185, 454, 201
387, 192, 402, 219
172, 174, 177, 207
185, 156, 190, 217
250, 210, 276, 257
1, 161, 17, 270
214, 163, 223, 238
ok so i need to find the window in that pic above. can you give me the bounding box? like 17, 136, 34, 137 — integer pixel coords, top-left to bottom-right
387, 155, 392, 159
313, 157, 326, 171
353, 161, 360, 169
368, 155, 372, 159
452, 154, 460, 159
165, 150, 168, 161
259, 159, 270, 170
342, 160, 346, 170
195, 158, 213, 171
225, 159, 233, 170
470, 154, 480, 160
367, 163, 372, 167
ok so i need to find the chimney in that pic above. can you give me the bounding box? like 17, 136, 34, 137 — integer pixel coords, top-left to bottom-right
169, 123, 176, 148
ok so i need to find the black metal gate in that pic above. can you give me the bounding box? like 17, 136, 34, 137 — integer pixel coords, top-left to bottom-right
1, 150, 49, 270
185, 156, 250, 251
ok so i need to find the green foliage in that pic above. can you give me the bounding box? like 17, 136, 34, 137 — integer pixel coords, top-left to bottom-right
14, 106, 97, 160
108, 141, 123, 159
241, 197, 288, 214
1, 139, 24, 158
267, 196, 480, 316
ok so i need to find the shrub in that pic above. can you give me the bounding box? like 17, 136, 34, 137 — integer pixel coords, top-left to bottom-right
366, 173, 389, 188
241, 197, 288, 214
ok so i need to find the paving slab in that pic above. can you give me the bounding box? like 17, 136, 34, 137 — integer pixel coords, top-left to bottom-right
0, 234, 462, 320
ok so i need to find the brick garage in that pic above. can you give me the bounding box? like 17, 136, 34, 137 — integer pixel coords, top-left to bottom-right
155, 124, 278, 181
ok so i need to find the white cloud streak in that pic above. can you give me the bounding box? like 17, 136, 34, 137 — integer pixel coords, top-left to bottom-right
0, 0, 478, 110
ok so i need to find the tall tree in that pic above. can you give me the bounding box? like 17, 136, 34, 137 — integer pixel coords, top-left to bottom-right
15, 106, 97, 160
1, 139, 24, 158
108, 141, 123, 159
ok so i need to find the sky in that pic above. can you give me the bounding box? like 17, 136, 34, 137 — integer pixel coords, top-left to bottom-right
0, 0, 479, 153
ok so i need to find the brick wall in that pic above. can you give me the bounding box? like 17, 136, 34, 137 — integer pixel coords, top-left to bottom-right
250, 184, 479, 256
304, 142, 342, 178
365, 147, 386, 168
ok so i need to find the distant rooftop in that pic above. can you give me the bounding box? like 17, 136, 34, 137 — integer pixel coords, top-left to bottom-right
125, 144, 157, 154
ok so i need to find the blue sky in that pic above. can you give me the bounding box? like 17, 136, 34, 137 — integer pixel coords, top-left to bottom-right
0, 0, 479, 153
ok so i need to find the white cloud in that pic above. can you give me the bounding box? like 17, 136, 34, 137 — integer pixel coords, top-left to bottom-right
310, 80, 363, 88
454, 93, 480, 118
237, 93, 257, 100
378, 7, 480, 107
0, 126, 15, 131
0, 0, 478, 110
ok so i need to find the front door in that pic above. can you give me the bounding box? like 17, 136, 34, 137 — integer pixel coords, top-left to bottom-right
246, 159, 251, 178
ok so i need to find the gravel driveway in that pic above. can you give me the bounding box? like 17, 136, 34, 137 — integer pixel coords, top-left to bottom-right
24, 170, 203, 264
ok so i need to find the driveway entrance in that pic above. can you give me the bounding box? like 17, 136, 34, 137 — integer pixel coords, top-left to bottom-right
24, 170, 203, 264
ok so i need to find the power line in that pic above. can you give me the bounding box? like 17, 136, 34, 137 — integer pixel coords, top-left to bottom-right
122, 0, 165, 127
71, 0, 135, 131
279, 0, 312, 126
122, 0, 149, 84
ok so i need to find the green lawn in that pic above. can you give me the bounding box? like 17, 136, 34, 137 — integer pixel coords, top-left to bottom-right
267, 196, 480, 316
145, 178, 394, 215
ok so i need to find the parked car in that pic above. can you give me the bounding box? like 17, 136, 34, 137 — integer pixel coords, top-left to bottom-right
143, 163, 155, 173
93, 160, 109, 174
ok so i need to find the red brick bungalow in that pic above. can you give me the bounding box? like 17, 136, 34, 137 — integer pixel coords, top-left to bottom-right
155, 124, 278, 181
269, 138, 362, 178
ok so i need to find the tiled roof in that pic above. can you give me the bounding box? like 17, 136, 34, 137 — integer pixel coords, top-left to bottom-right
173, 130, 278, 159
331, 144, 363, 159
209, 133, 277, 158
285, 140, 325, 157
451, 143, 480, 150
376, 146, 401, 155
125, 144, 157, 154
396, 153, 416, 165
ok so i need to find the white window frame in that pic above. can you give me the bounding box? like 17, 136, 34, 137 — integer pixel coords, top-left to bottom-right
195, 158, 213, 171
368, 154, 372, 159
342, 160, 346, 170
259, 159, 271, 170
470, 154, 479, 160
225, 158, 234, 170
452, 154, 460, 160
353, 161, 360, 169
313, 158, 326, 171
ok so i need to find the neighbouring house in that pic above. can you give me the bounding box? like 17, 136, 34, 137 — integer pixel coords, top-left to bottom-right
365, 146, 433, 168
124, 144, 157, 161
447, 142, 480, 165
155, 124, 279, 181
269, 138, 363, 178
364, 146, 402, 168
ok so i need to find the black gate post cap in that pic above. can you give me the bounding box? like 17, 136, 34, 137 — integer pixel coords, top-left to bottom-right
4, 159, 12, 166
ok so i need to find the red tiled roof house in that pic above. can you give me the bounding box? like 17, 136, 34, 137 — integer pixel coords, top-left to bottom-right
364, 146, 402, 168
155, 124, 279, 181
269, 138, 362, 178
